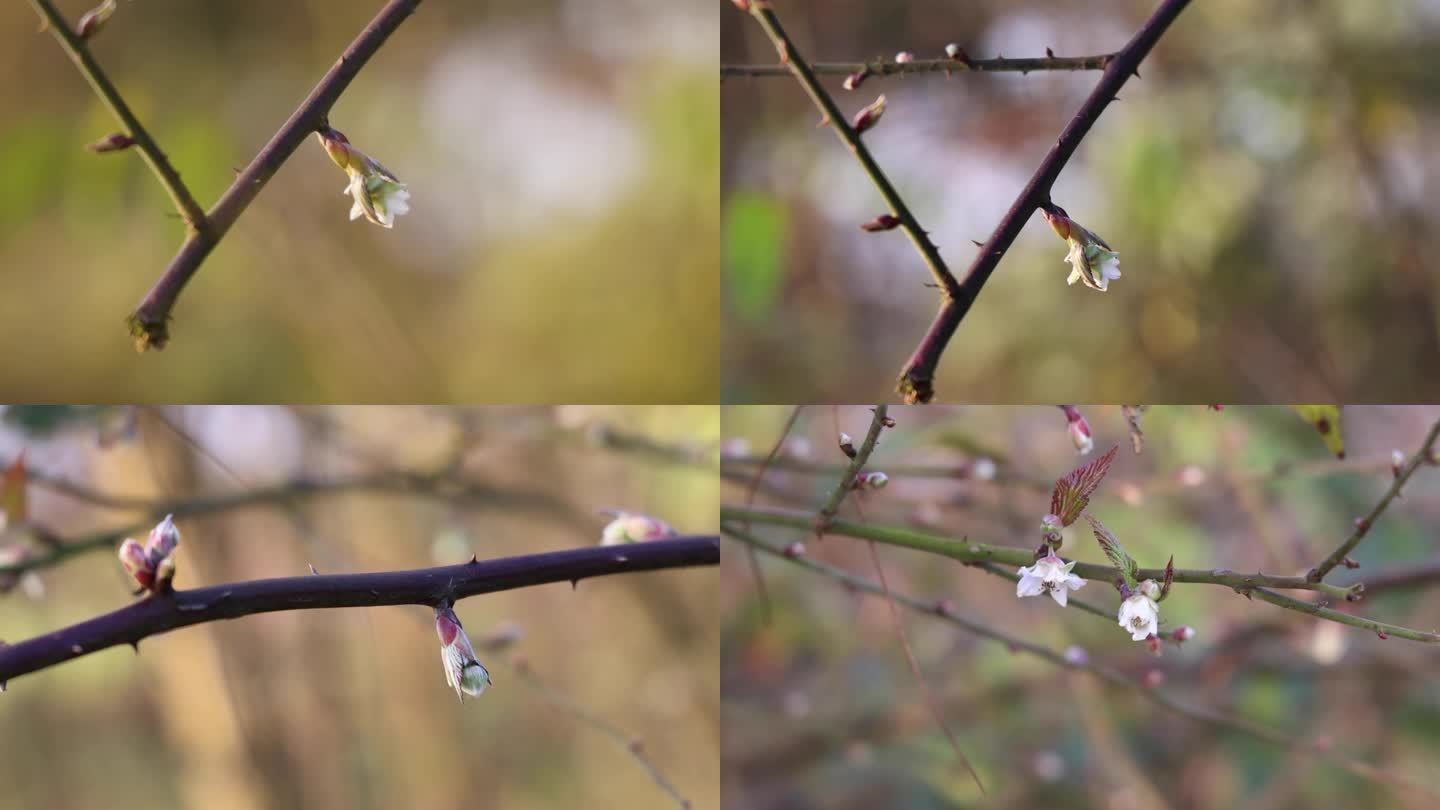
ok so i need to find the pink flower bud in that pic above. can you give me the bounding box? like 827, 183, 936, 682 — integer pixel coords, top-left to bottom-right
894, 51, 914, 64
1172, 625, 1197, 642
86, 133, 135, 153
434, 605, 491, 701
860, 214, 902, 232
851, 95, 887, 135
838, 432, 856, 458
118, 538, 154, 591
842, 71, 868, 91
599, 510, 677, 545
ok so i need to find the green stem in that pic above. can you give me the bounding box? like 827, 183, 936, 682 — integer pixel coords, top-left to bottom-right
814, 405, 888, 531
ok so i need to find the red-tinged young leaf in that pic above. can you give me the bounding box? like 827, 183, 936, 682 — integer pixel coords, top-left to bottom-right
1051, 445, 1119, 526
2, 452, 26, 524
1160, 555, 1174, 600
1086, 514, 1138, 588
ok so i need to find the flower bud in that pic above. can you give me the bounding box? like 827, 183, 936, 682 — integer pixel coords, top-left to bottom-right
1061, 406, 1093, 455
317, 126, 411, 229
1040, 513, 1063, 548
843, 70, 868, 91
838, 432, 856, 458
859, 214, 902, 232
1172, 625, 1197, 642
856, 471, 889, 490
894, 51, 914, 64
1042, 205, 1121, 292
1137, 579, 1161, 599
116, 514, 181, 595
434, 606, 492, 702
599, 510, 677, 545
86, 133, 135, 153
851, 95, 887, 135
77, 0, 118, 40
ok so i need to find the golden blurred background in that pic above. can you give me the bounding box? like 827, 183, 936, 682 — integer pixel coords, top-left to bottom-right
0, 0, 717, 401
722, 0, 1440, 401
0, 405, 719, 810
721, 405, 1440, 809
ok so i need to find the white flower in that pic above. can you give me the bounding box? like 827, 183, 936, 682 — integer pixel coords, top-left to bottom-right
1015, 552, 1086, 607
317, 127, 411, 229
434, 606, 492, 702
1117, 592, 1160, 640
1042, 206, 1121, 292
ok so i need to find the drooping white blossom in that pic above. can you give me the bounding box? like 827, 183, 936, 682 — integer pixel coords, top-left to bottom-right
1042, 206, 1121, 292
317, 127, 411, 229
1015, 552, 1086, 607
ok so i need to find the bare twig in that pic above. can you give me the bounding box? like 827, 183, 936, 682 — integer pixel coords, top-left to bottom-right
721, 53, 1112, 79
0, 537, 718, 687
27, 0, 207, 229
0, 471, 579, 577
739, 5, 960, 298
897, 0, 1193, 402
741, 406, 803, 624
1307, 418, 1440, 581
722, 525, 1440, 799
127, 0, 424, 351
509, 659, 693, 809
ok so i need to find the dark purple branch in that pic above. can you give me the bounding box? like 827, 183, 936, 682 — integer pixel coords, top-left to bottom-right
127, 0, 423, 351
897, 0, 1192, 403
0, 536, 718, 688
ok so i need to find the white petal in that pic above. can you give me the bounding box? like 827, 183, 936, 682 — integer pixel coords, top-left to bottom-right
1066, 267, 1082, 286
1066, 574, 1086, 590
1016, 574, 1045, 598
350, 200, 363, 221
1050, 588, 1069, 607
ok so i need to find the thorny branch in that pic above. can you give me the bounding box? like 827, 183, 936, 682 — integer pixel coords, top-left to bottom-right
721, 525, 1440, 800
0, 537, 719, 688
897, 0, 1193, 402
125, 0, 423, 350
739, 4, 960, 299
27, 0, 208, 229
721, 52, 1112, 79
814, 405, 887, 534
1307, 418, 1440, 581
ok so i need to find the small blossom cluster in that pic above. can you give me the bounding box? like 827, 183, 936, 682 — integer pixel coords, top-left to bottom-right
600, 510, 677, 546
117, 514, 181, 594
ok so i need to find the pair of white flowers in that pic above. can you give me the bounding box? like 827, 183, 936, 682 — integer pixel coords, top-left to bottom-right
317, 127, 411, 228
1015, 553, 1161, 641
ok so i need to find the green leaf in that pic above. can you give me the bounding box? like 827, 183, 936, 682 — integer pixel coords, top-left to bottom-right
723, 190, 786, 324
1087, 514, 1138, 589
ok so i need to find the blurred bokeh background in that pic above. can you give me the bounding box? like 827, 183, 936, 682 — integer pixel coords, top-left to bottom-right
722, 0, 1440, 402
721, 405, 1440, 808
0, 405, 719, 810
1, 0, 716, 401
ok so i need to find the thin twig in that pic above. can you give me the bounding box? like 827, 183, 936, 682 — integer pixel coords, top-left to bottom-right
721, 525, 1440, 799
740, 406, 803, 624
721, 505, 1440, 643
509, 659, 693, 809
896, 0, 1193, 402
721, 53, 1112, 79
0, 471, 579, 577
1307, 418, 1440, 581
740, 5, 960, 298
27, 0, 208, 230
0, 537, 719, 687
127, 0, 424, 351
